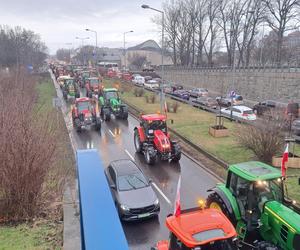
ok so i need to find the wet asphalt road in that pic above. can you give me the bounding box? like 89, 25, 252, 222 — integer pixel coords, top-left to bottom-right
58, 83, 220, 250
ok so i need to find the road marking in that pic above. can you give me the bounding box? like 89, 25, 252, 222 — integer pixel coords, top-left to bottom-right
152, 182, 171, 205
125, 149, 135, 162
108, 129, 116, 138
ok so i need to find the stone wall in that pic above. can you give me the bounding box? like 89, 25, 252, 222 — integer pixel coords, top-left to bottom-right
157, 68, 300, 103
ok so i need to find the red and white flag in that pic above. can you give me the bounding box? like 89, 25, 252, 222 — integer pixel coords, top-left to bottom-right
281, 144, 289, 177
174, 176, 181, 217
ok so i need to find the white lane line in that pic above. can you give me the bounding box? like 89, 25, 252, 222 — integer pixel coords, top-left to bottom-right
152, 182, 171, 205
108, 129, 116, 138
125, 149, 135, 162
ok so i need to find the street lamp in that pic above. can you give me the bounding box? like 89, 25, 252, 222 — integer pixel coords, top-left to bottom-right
123, 30, 134, 70
85, 29, 98, 64
142, 4, 165, 113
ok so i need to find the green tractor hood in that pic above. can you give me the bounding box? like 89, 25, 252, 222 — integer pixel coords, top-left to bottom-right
260, 200, 300, 250
110, 98, 121, 109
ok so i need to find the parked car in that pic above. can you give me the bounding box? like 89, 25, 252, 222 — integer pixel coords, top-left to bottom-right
105, 159, 160, 221
144, 80, 159, 90
292, 119, 300, 135
171, 84, 184, 92
144, 75, 152, 81
189, 88, 209, 98
132, 75, 145, 86
253, 100, 278, 116
172, 90, 190, 101
216, 95, 244, 107
221, 105, 256, 121
192, 96, 218, 109
162, 83, 173, 94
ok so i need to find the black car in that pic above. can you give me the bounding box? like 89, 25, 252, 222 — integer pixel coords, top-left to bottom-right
252, 100, 277, 116
105, 159, 160, 221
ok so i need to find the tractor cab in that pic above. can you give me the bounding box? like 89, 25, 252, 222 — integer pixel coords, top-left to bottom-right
207, 161, 300, 249
140, 114, 168, 138
76, 98, 93, 114
152, 208, 237, 250
85, 77, 102, 97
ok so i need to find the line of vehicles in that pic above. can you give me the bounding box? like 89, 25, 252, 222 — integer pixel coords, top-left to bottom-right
51, 63, 300, 250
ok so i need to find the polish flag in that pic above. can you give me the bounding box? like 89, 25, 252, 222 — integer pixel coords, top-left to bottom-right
281, 144, 289, 177
174, 176, 181, 217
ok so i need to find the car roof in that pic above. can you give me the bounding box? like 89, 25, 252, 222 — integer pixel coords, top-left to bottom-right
76, 97, 90, 103
166, 208, 237, 247
110, 159, 140, 176
232, 105, 252, 111
229, 161, 281, 181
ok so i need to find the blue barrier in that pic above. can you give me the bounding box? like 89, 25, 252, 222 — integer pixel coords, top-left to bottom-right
77, 149, 129, 250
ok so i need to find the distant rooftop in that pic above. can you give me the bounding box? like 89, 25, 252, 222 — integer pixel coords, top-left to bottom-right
127, 40, 161, 52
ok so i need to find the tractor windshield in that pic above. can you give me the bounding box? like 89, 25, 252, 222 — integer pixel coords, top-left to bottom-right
253, 178, 283, 212
65, 79, 74, 85
77, 101, 91, 112
105, 91, 119, 100
148, 120, 167, 132
90, 79, 99, 85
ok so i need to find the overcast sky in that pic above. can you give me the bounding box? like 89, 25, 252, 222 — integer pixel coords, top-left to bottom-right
0, 0, 163, 54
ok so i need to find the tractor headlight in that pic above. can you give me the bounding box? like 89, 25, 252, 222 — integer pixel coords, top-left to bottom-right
120, 204, 130, 211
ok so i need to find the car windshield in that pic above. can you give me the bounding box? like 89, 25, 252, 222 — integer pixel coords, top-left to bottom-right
65, 79, 74, 85
117, 172, 148, 191
90, 79, 99, 85
77, 101, 90, 112
105, 91, 118, 99
235, 96, 243, 101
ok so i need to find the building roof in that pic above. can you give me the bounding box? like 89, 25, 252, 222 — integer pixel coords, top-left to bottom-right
128, 40, 161, 52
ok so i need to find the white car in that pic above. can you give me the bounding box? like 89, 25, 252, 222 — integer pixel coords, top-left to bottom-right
144, 80, 159, 90
221, 105, 257, 121
132, 76, 145, 86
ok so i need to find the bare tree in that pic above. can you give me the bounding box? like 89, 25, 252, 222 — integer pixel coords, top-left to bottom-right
263, 0, 300, 65
128, 53, 147, 69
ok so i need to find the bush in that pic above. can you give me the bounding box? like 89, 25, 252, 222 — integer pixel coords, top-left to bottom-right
235, 112, 285, 163
0, 70, 68, 221
133, 88, 144, 97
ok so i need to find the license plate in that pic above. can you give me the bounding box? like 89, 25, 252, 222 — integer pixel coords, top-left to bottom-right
138, 213, 150, 218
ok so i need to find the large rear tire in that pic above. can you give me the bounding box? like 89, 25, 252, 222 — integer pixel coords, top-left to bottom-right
74, 118, 81, 132
134, 130, 142, 153
206, 192, 237, 226
255, 241, 280, 250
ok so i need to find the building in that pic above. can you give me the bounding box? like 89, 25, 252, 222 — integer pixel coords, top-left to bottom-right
124, 40, 173, 68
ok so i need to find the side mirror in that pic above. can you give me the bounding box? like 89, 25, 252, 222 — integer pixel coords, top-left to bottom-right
148, 178, 153, 183
110, 184, 116, 190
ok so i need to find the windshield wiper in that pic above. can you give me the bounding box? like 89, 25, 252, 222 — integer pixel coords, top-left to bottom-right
134, 175, 147, 186
126, 179, 136, 190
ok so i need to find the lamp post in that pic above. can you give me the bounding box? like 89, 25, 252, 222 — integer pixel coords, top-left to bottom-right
85, 29, 98, 64
142, 4, 165, 114
123, 30, 134, 70
76, 37, 89, 65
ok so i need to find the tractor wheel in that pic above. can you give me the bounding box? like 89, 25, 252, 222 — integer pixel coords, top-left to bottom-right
172, 152, 181, 162
134, 130, 142, 153
103, 112, 111, 121
86, 91, 89, 97
255, 241, 280, 250
121, 106, 128, 120
95, 118, 101, 131
89, 92, 92, 98
145, 147, 156, 165
74, 118, 81, 132
206, 192, 237, 226
63, 91, 68, 100
75, 92, 80, 98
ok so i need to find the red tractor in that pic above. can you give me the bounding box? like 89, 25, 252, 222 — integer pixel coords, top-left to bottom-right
85, 77, 103, 98
71, 97, 101, 132
134, 114, 181, 165
152, 207, 238, 250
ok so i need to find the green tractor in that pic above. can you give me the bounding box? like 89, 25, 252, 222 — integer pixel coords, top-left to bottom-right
207, 161, 300, 250
99, 88, 128, 121
62, 77, 80, 100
